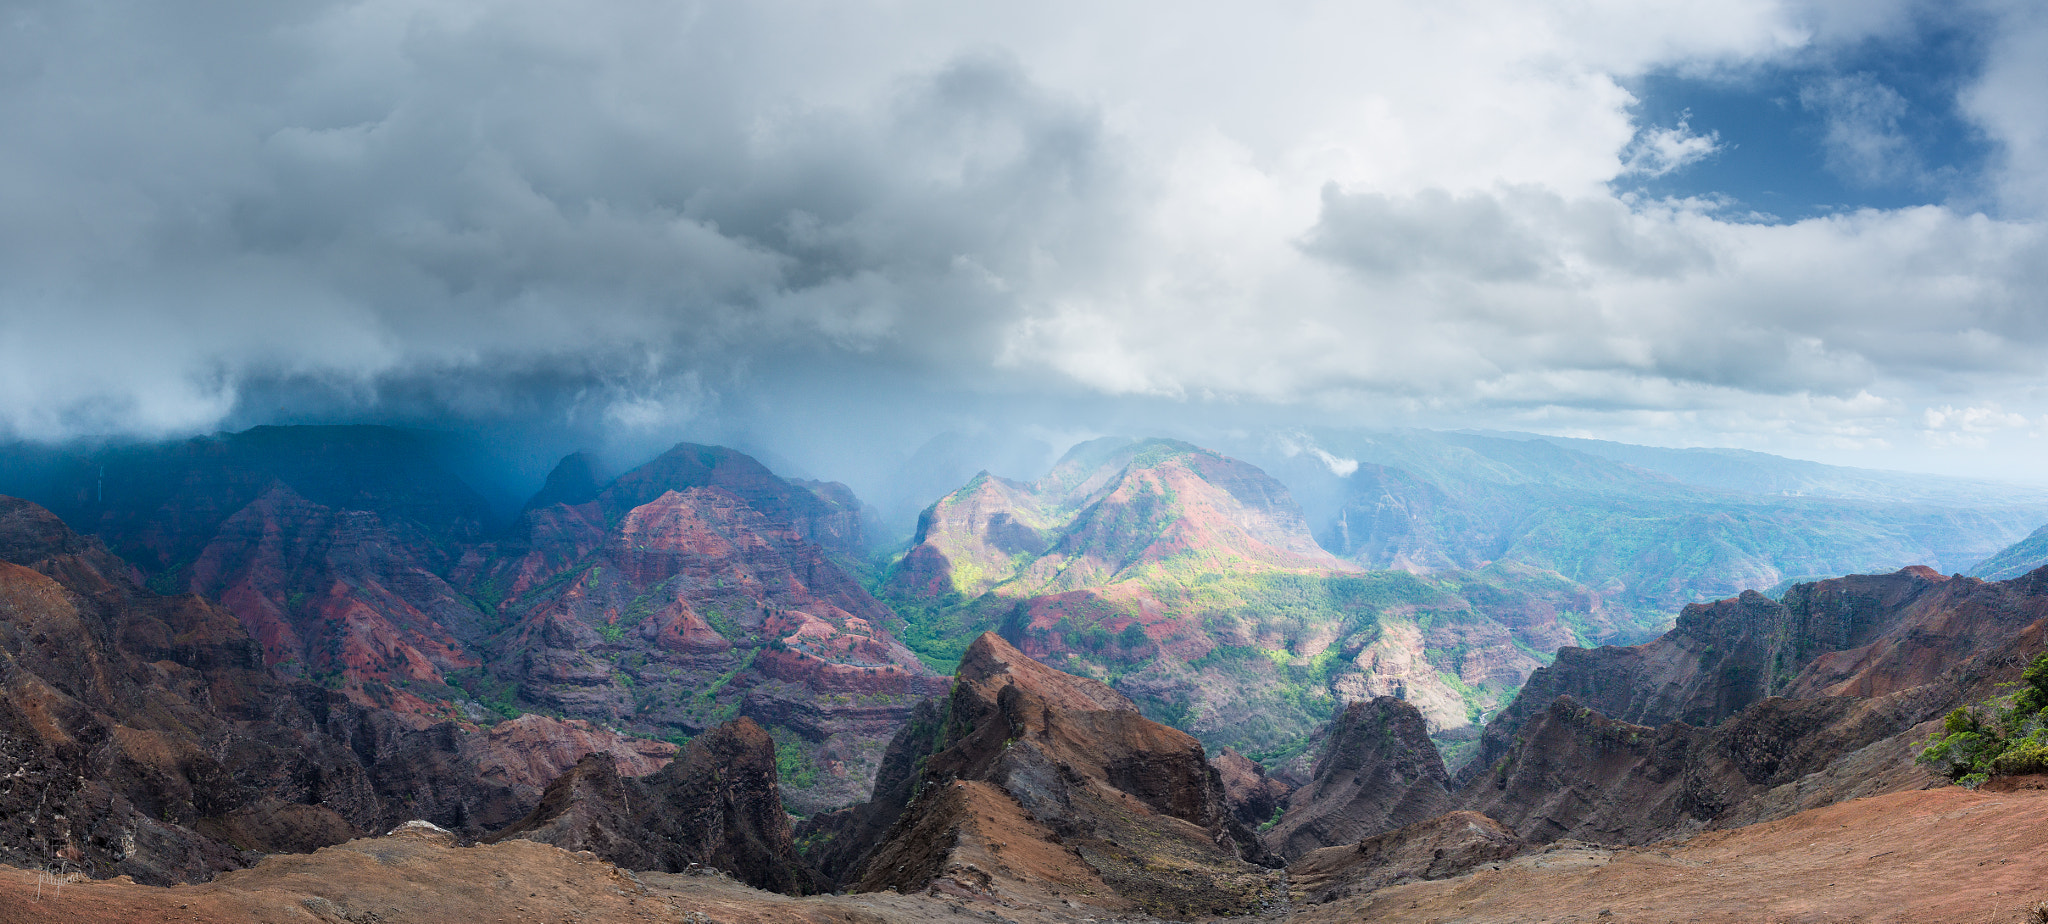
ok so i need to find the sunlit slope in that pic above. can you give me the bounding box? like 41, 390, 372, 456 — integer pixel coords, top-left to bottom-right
883, 438, 1631, 758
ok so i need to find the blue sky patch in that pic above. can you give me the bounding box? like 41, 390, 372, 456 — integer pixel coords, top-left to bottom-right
1618, 10, 1999, 220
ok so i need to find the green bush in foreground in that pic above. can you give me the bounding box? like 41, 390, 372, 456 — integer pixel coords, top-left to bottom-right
1919, 652, 2048, 787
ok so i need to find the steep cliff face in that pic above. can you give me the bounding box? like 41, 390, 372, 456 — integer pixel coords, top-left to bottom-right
182, 483, 485, 701
1262, 697, 1454, 860
1457, 566, 2018, 787
0, 496, 371, 882
11, 428, 501, 714
796, 696, 945, 889
850, 633, 1274, 919
476, 443, 947, 813
0, 495, 683, 885
1451, 565, 2048, 846
1209, 746, 1292, 831
488, 718, 817, 894
460, 714, 677, 797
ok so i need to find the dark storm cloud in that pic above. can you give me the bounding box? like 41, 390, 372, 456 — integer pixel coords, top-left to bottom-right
0, 2, 1131, 439
7, 0, 2048, 482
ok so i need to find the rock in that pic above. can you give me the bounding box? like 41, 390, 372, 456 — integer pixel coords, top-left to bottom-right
1287, 811, 1522, 904
1457, 566, 2031, 789
479, 446, 946, 814
1209, 746, 1291, 830
852, 633, 1274, 917
0, 495, 575, 883
461, 714, 677, 799
488, 718, 819, 895
797, 697, 945, 889
1263, 697, 1455, 860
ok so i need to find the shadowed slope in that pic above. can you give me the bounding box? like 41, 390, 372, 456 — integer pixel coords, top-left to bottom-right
850, 633, 1275, 919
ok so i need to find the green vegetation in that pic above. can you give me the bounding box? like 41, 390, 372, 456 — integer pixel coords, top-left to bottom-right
447, 667, 524, 720
144, 559, 196, 596
509, 561, 598, 611
774, 737, 820, 789
880, 589, 1003, 672
692, 650, 758, 722
1919, 652, 2048, 787
702, 605, 740, 641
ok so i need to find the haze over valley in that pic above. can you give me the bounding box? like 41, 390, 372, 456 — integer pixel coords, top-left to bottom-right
5, 1, 2048, 921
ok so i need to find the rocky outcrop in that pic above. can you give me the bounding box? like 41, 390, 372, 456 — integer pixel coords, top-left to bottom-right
1286, 811, 1521, 905
0, 495, 688, 884
796, 696, 945, 888
1457, 566, 2035, 788
488, 718, 817, 894
851, 633, 1274, 919
1263, 697, 1455, 860
460, 714, 677, 798
1450, 565, 2048, 847
1210, 746, 1292, 830
471, 444, 945, 813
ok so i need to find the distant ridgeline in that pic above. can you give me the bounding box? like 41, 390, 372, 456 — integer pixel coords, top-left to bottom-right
877, 432, 2048, 767
0, 427, 946, 816
1971, 523, 2048, 581
1234, 429, 2048, 621
2, 424, 2042, 809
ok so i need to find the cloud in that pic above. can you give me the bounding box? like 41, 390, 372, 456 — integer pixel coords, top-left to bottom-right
1273, 432, 1361, 478
3, 0, 2048, 483
1622, 115, 1723, 178
1922, 403, 2030, 448
1961, 0, 2048, 214
1801, 73, 1919, 187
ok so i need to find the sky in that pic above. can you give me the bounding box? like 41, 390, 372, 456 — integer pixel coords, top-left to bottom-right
4, 0, 2048, 497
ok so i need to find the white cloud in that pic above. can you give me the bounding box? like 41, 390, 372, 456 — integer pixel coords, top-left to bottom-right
1920, 404, 2030, 449
1622, 116, 1723, 178
1961, 0, 2048, 214
3, 0, 2048, 481
1800, 73, 1918, 187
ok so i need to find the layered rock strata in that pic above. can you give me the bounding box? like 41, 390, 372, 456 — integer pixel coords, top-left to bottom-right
1262, 696, 1454, 860
849, 633, 1275, 919
488, 717, 817, 894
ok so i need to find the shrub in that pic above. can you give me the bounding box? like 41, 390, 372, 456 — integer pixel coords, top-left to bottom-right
1919, 652, 2048, 787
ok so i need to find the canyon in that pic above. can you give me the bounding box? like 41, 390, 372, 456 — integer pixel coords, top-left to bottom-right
3, 425, 2047, 922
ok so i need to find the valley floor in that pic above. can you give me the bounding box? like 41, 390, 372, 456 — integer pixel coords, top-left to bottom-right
4, 783, 2045, 924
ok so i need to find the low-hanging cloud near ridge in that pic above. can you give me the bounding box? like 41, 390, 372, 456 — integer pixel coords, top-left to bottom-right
3, 0, 2048, 481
